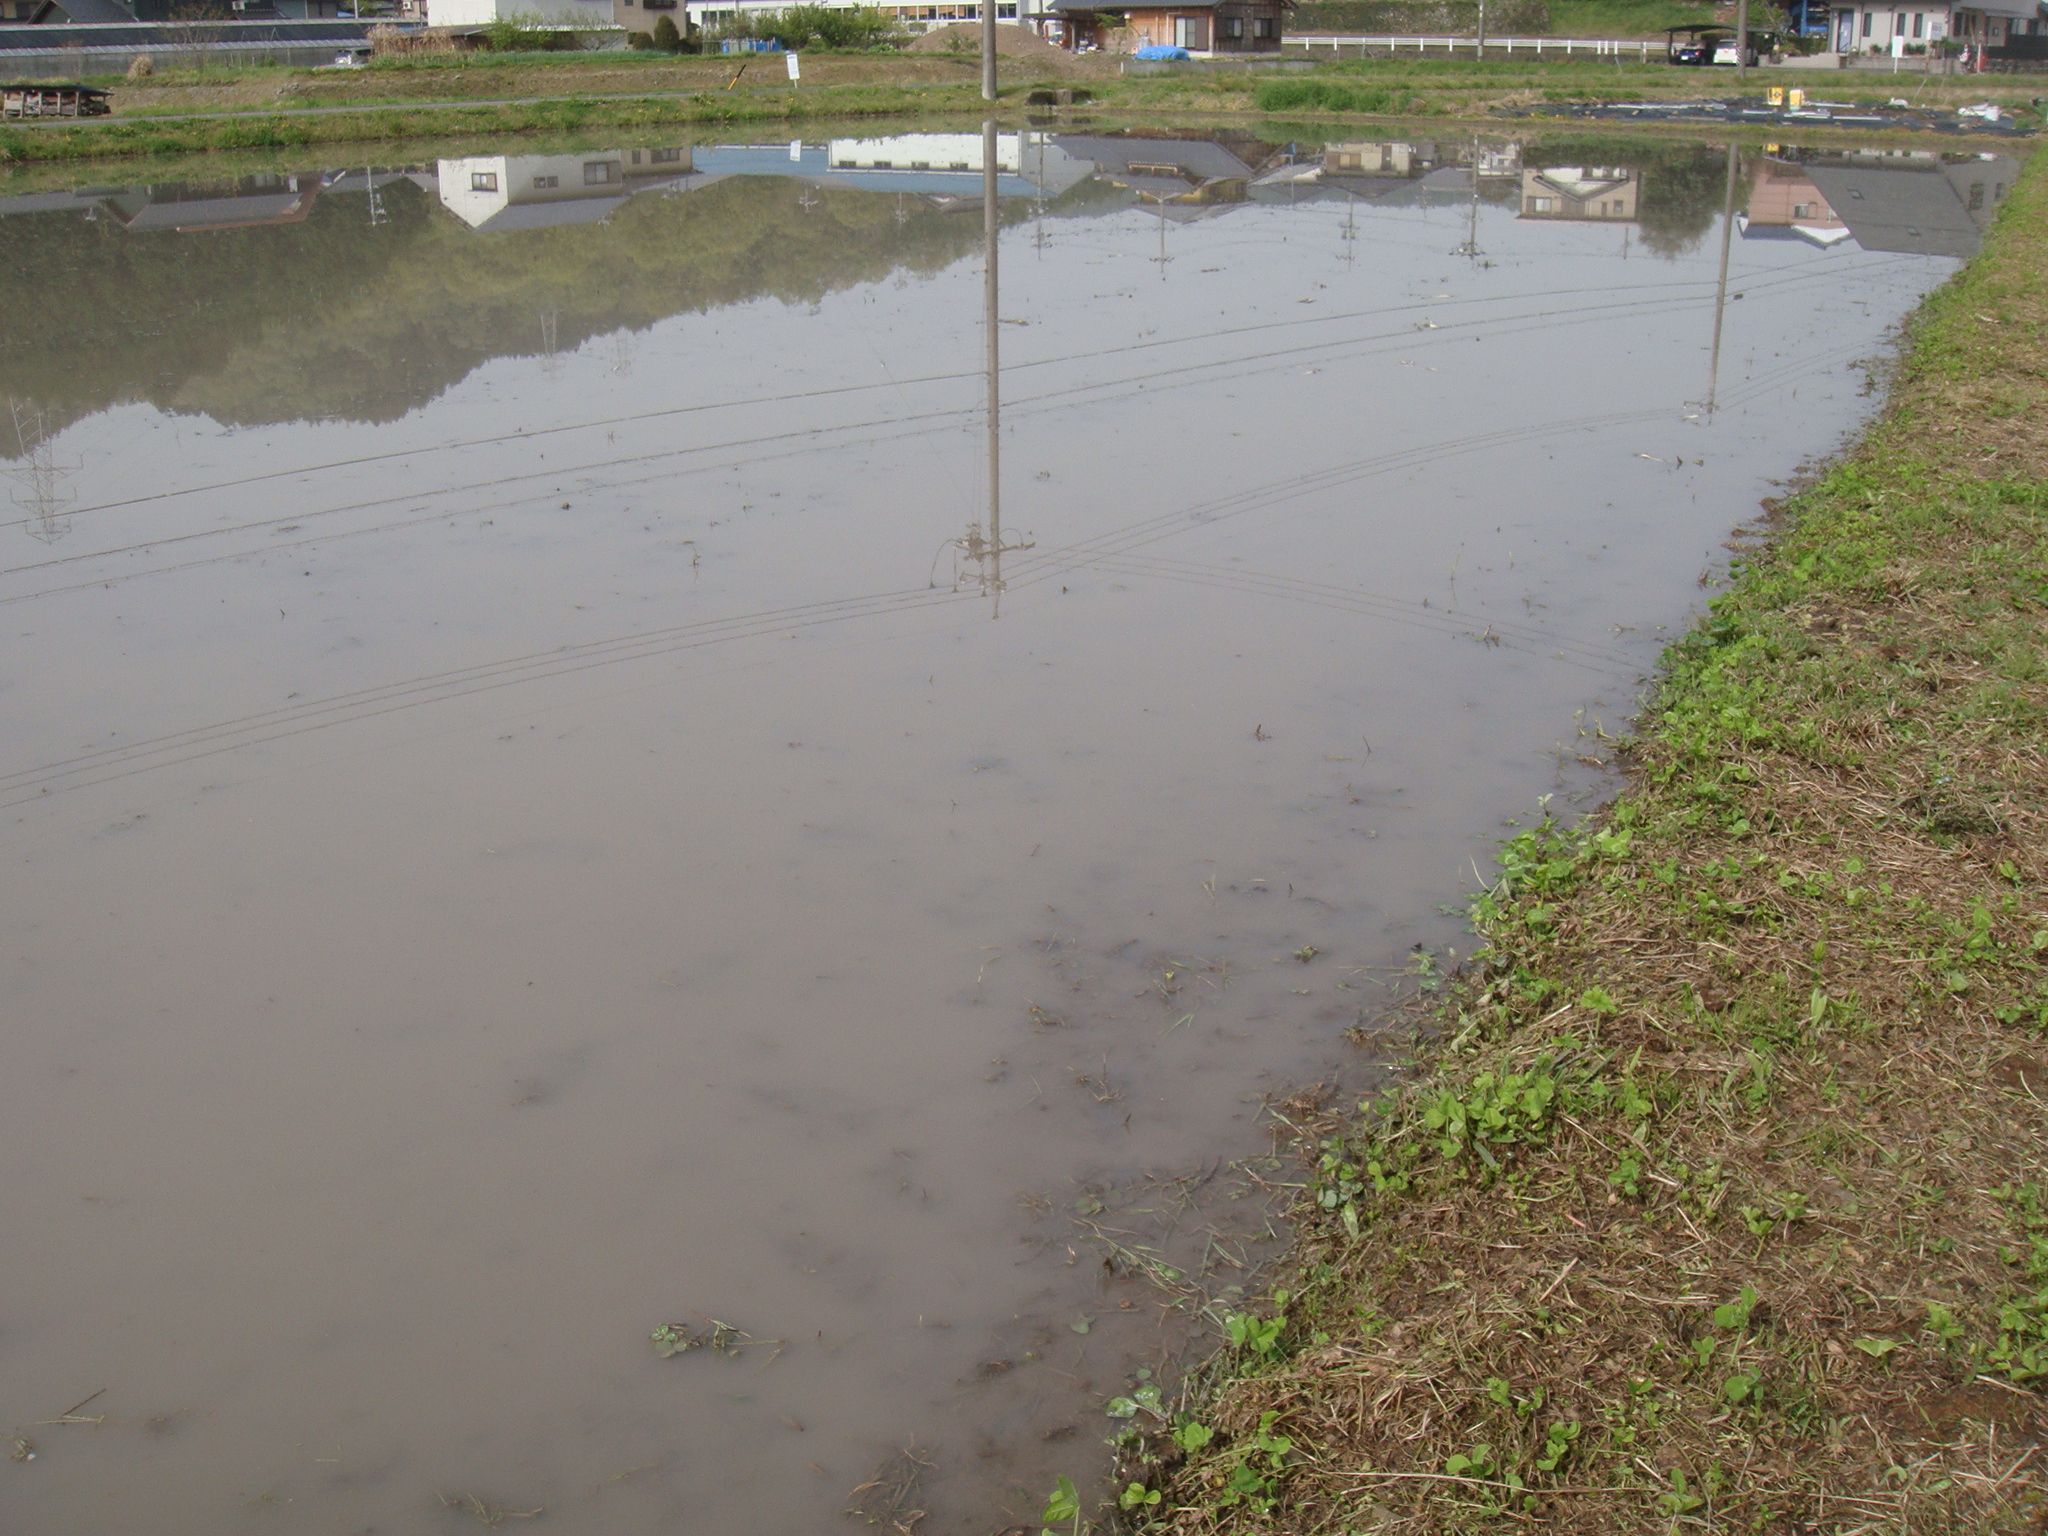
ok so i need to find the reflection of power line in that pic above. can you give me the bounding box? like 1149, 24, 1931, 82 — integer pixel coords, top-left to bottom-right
14, 265, 1879, 543
4, 355, 1856, 807
0, 278, 1882, 606
5, 400, 76, 545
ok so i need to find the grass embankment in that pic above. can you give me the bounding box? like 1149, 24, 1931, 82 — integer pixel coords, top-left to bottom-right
1219, 58, 2046, 124
1110, 152, 2048, 1533
0, 80, 1000, 164
3, 51, 2044, 164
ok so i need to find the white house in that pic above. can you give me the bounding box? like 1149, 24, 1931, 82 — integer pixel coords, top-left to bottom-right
437, 148, 702, 231
428, 0, 621, 33
1826, 0, 2042, 53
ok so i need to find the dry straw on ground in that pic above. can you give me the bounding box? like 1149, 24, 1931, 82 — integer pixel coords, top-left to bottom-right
1119, 151, 2048, 1535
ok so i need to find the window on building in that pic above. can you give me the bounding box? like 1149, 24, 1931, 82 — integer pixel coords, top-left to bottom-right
1221, 15, 1242, 35
997, 2, 1015, 14
1528, 196, 1554, 212
651, 146, 682, 162
1253, 15, 1273, 36
471, 171, 498, 191
1861, 9, 1871, 33
532, 174, 559, 188
584, 161, 617, 185
1912, 11, 1923, 35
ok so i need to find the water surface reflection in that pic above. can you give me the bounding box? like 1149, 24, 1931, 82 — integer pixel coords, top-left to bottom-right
0, 125, 2003, 1535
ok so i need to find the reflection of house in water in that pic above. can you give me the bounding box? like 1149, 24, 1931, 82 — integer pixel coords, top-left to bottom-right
1740, 158, 1851, 248
1247, 138, 1518, 210
1799, 151, 2018, 258
1470, 141, 1524, 182
91, 174, 323, 234
1051, 133, 1256, 219
687, 133, 1093, 203
436, 148, 711, 231
1518, 167, 1639, 223
820, 134, 1094, 201
1323, 141, 1432, 177
0, 171, 424, 233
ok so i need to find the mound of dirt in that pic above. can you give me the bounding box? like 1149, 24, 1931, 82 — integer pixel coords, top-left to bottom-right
906, 20, 1076, 60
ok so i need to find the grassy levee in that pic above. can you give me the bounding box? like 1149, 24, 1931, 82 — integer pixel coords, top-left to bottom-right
0, 84, 986, 164
3, 53, 2043, 165
1115, 153, 2048, 1534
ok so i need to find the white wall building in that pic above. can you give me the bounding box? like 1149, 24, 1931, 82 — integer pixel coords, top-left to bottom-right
428, 0, 620, 32
1827, 0, 2042, 52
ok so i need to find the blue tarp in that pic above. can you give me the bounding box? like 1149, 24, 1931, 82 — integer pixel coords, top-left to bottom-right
1132, 43, 1190, 58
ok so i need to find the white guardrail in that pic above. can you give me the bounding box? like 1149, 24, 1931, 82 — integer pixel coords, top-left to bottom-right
1293, 33, 1661, 59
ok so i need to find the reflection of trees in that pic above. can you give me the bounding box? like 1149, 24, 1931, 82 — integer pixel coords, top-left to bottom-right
0, 176, 1002, 432
1523, 134, 1745, 257
0, 179, 426, 436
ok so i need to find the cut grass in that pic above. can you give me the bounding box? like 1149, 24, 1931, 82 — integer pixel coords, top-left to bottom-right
1107, 148, 2048, 1534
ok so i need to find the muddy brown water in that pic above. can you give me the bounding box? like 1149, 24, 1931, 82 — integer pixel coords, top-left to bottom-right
0, 129, 2006, 1533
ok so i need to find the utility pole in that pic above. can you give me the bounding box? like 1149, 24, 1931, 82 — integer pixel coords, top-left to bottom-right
981, 0, 997, 100
1735, 0, 1750, 81
1475, 0, 1486, 59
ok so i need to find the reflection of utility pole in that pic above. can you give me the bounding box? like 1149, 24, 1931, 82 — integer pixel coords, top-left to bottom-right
986, 116, 1000, 603
1452, 137, 1483, 262
1150, 208, 1171, 278
1705, 140, 1739, 416
365, 167, 387, 227
960, 118, 1030, 614
6, 399, 75, 544
1340, 193, 1357, 264
538, 311, 561, 377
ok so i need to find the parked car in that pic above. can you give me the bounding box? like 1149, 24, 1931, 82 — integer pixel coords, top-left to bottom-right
331, 45, 374, 66
1665, 24, 1763, 66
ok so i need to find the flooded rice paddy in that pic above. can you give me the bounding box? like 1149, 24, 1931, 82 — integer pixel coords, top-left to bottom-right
0, 125, 2013, 1534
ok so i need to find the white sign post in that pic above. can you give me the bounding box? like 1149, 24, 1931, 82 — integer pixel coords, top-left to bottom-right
785, 49, 801, 82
